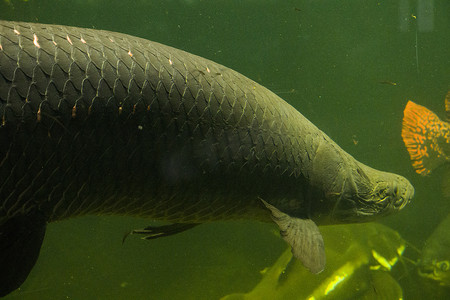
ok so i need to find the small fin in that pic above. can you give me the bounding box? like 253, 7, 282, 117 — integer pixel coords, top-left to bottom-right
0, 213, 47, 297
445, 90, 450, 121
260, 199, 325, 274
401, 101, 448, 175
123, 223, 199, 243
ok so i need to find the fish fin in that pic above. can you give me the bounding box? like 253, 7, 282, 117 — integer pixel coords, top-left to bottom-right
401, 101, 448, 175
123, 223, 199, 243
0, 213, 46, 297
445, 90, 450, 121
260, 199, 325, 274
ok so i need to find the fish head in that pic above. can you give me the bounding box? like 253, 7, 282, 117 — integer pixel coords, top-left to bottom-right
417, 214, 450, 286
418, 259, 450, 286
325, 163, 414, 223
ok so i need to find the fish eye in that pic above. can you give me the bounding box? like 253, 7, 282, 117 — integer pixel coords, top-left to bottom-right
437, 261, 449, 272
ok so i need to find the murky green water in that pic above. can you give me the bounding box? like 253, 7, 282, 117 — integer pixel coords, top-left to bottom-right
1, 0, 449, 299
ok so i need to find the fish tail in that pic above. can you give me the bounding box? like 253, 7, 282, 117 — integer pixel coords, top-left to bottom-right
445, 90, 450, 120
401, 101, 449, 175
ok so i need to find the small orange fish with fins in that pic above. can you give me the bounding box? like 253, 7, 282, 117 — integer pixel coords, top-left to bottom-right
401, 91, 450, 175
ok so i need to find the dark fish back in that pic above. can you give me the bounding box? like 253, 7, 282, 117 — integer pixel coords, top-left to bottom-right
0, 21, 316, 224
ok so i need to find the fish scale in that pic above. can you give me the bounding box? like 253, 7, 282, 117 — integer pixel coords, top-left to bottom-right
0, 21, 304, 222
0, 20, 414, 296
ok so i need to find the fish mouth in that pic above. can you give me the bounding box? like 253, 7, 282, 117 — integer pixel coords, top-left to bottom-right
418, 265, 438, 279
386, 180, 414, 211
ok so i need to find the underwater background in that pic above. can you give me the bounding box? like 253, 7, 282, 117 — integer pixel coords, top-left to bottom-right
0, 0, 449, 299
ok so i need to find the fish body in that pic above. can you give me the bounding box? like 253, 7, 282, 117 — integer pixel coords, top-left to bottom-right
0, 20, 413, 296
402, 92, 450, 175
418, 213, 450, 286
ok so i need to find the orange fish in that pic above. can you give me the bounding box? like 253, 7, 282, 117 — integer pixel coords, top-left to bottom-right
401, 91, 450, 175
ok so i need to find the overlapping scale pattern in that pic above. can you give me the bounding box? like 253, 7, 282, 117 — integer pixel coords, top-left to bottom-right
0, 21, 325, 223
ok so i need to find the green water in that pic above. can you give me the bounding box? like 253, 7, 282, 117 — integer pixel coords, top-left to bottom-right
1, 0, 449, 299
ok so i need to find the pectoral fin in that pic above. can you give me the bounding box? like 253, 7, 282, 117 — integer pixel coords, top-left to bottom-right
123, 223, 199, 243
260, 199, 325, 274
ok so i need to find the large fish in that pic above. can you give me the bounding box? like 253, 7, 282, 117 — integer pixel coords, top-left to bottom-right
418, 213, 450, 286
0, 20, 413, 297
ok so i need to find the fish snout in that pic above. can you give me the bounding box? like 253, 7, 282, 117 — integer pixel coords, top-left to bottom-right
391, 178, 414, 211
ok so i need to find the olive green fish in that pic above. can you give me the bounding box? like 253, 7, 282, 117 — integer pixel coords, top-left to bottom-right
418, 213, 450, 286
0, 20, 414, 297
